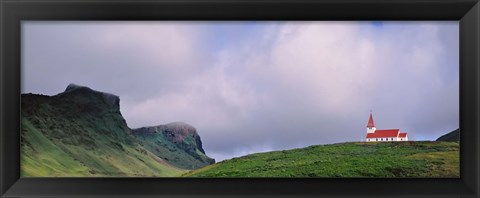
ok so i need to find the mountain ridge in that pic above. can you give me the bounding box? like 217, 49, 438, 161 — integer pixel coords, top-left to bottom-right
21, 84, 214, 176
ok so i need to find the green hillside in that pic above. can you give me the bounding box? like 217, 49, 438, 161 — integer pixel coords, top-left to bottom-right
184, 141, 459, 177
20, 84, 197, 177
21, 117, 184, 177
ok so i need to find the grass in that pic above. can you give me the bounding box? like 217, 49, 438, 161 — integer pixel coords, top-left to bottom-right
21, 118, 92, 177
184, 141, 459, 177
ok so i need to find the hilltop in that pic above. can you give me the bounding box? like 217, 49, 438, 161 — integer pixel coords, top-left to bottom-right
21, 84, 214, 177
436, 128, 460, 142
184, 141, 459, 177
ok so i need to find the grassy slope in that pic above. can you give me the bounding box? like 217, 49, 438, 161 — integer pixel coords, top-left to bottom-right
21, 90, 186, 177
184, 141, 459, 177
21, 118, 185, 177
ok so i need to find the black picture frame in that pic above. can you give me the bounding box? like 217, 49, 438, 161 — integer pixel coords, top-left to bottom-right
1, 0, 479, 197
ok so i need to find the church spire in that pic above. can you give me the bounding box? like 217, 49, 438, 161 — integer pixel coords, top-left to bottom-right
367, 112, 375, 128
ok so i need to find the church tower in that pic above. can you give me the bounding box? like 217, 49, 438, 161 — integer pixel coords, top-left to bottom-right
366, 112, 376, 133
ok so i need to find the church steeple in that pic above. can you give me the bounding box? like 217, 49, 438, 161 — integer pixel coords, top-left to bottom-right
366, 112, 376, 133
367, 113, 375, 128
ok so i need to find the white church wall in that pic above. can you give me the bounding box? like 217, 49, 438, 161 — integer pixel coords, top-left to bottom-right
366, 137, 406, 142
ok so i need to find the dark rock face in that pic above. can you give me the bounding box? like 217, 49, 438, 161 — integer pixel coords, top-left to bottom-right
142, 122, 206, 153
63, 83, 120, 109
436, 129, 460, 142
132, 122, 215, 169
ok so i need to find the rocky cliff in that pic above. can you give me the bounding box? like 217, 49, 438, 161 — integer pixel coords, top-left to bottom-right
132, 122, 215, 169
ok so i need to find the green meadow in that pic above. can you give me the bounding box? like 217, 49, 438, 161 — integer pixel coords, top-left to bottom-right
184, 141, 459, 177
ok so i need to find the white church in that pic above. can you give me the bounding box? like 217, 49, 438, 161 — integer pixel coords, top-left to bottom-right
365, 113, 408, 142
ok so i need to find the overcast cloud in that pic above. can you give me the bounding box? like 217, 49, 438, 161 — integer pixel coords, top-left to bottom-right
22, 21, 459, 161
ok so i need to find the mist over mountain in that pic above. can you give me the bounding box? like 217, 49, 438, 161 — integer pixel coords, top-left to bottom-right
21, 84, 214, 176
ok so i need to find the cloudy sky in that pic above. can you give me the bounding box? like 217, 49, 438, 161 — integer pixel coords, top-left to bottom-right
22, 21, 459, 161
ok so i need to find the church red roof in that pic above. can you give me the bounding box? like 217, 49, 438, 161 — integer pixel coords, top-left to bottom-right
398, 133, 408, 138
367, 113, 375, 128
366, 129, 400, 138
